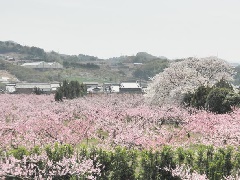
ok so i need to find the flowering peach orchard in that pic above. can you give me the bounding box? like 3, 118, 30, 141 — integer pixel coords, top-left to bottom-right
1, 94, 239, 149
0, 94, 240, 179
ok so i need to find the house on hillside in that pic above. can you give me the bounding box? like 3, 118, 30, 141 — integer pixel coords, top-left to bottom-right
0, 76, 10, 83
21, 61, 63, 69
119, 82, 142, 93
47, 62, 63, 69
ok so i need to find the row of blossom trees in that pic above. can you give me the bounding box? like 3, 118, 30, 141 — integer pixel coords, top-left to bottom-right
0, 94, 240, 150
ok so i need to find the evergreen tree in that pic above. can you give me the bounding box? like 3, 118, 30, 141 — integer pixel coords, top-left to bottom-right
54, 80, 86, 101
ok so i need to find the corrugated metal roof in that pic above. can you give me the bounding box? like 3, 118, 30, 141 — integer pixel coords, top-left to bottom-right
111, 85, 119, 92
21, 62, 44, 66
51, 83, 60, 88
21, 62, 63, 68
16, 83, 51, 89
120, 82, 141, 88
83, 82, 99, 85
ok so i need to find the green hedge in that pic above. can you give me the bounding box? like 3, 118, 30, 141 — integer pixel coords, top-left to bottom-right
2, 144, 240, 180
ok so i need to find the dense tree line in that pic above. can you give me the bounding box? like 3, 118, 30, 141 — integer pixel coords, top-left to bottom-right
63, 61, 100, 69
132, 52, 160, 63
182, 79, 240, 113
78, 54, 98, 61
55, 80, 87, 101
133, 58, 169, 80
108, 52, 167, 64
0, 41, 46, 59
0, 41, 99, 63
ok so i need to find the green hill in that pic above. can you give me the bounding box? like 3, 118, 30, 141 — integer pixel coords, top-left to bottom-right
0, 41, 170, 83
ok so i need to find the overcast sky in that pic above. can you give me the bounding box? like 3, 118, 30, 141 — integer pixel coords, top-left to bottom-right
1, 0, 240, 62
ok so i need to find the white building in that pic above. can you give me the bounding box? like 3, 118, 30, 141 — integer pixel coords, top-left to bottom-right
5, 83, 16, 93
111, 84, 120, 93
51, 82, 61, 91
5, 82, 60, 94
119, 82, 142, 93
21, 61, 63, 69
103, 83, 120, 93
0, 76, 10, 83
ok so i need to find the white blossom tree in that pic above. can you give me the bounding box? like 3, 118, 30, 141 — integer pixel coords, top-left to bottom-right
145, 56, 235, 106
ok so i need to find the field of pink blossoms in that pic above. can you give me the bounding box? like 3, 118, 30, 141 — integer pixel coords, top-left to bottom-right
1, 93, 240, 150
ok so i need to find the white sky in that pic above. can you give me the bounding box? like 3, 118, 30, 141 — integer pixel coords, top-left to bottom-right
0, 0, 240, 62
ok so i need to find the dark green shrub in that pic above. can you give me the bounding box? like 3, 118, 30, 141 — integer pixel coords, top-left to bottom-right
140, 146, 177, 180
45, 143, 73, 162
176, 147, 185, 165
8, 146, 29, 159
233, 147, 240, 174
182, 91, 194, 107
224, 92, 240, 108
206, 147, 233, 180
191, 86, 212, 109
140, 150, 162, 180
214, 79, 233, 91
205, 88, 232, 114
182, 80, 238, 113
55, 80, 87, 101
111, 147, 137, 180
195, 145, 206, 174
182, 86, 212, 109
54, 89, 63, 101
184, 149, 194, 167
33, 87, 43, 95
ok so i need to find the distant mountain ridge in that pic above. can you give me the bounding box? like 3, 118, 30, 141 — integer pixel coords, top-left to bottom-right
0, 41, 167, 64
1, 40, 239, 85
107, 52, 167, 65
0, 41, 99, 63
0, 40, 171, 84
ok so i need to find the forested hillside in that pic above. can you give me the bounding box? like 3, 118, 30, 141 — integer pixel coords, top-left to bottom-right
0, 41, 99, 63
1, 40, 239, 84
0, 41, 171, 83
0, 59, 62, 82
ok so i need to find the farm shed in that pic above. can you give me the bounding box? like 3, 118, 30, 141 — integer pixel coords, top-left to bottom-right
13, 82, 60, 94
6, 83, 16, 93
119, 82, 142, 93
